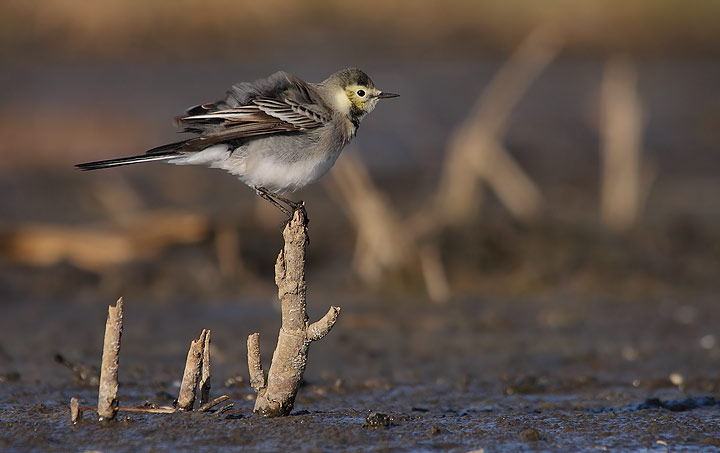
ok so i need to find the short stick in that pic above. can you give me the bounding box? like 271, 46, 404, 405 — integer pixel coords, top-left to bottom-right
216, 403, 234, 414
247, 333, 266, 392
198, 395, 230, 412
176, 329, 207, 411
199, 329, 211, 406
79, 405, 176, 414
97, 297, 123, 421
117, 406, 175, 414
70, 397, 82, 424
307, 306, 341, 342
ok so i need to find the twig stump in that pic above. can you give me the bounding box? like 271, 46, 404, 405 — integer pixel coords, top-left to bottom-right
97, 297, 123, 421
247, 205, 340, 416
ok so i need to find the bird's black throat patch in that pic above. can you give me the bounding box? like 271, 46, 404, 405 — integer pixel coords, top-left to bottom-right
349, 104, 364, 130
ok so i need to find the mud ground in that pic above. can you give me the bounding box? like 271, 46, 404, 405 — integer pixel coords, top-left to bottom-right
1, 286, 719, 451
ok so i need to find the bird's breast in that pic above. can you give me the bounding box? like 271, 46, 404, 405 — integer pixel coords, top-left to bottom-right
244, 152, 340, 193
234, 130, 347, 193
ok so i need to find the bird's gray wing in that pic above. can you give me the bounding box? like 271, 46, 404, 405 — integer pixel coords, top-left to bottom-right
175, 100, 329, 151
171, 71, 332, 152
253, 98, 331, 128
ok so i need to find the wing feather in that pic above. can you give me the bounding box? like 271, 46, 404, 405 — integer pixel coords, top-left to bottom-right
167, 71, 333, 153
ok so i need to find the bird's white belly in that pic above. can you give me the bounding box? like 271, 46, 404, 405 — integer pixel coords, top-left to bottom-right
239, 153, 337, 193
168, 139, 344, 194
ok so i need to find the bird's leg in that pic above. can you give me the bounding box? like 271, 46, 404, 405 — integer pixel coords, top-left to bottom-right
255, 186, 292, 217
274, 194, 304, 213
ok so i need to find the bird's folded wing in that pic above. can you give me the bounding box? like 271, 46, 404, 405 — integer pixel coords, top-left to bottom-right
175, 97, 330, 151
253, 98, 331, 128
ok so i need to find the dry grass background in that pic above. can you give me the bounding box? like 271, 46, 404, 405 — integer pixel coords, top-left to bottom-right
2, 0, 720, 58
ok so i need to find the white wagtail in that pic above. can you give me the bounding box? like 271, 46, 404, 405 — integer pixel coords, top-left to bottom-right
77, 68, 398, 215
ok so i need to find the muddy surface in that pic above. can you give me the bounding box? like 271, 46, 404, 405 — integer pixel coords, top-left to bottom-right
1, 289, 719, 451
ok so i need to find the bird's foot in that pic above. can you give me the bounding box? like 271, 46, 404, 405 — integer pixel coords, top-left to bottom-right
276, 194, 305, 213
254, 187, 305, 222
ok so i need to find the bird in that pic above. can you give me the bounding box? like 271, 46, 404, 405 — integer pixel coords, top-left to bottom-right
76, 68, 398, 215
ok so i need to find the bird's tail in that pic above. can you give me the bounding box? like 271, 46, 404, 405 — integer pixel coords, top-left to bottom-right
75, 152, 179, 171
75, 142, 184, 171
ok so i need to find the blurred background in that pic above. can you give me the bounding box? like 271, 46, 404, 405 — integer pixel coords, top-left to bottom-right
1, 0, 719, 387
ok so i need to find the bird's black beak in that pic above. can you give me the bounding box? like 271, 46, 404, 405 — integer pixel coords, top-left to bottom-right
377, 91, 400, 99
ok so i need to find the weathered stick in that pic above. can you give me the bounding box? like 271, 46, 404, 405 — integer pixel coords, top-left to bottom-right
70, 397, 82, 424
247, 333, 265, 392
97, 297, 123, 421
118, 406, 176, 414
418, 242, 451, 304
328, 152, 413, 286
216, 403, 234, 414
198, 394, 230, 412
435, 27, 557, 226
600, 55, 649, 232
248, 206, 341, 417
199, 329, 211, 406
176, 329, 208, 411
80, 405, 176, 414
327, 152, 451, 303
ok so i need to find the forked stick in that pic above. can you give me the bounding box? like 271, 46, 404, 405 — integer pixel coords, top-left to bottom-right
177, 329, 209, 411
247, 206, 341, 416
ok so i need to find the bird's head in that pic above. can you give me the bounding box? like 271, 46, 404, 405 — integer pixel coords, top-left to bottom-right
322, 68, 398, 121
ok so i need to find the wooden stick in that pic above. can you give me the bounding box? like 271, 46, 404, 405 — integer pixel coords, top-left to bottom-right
199, 329, 211, 406
435, 27, 557, 226
327, 152, 451, 303
327, 152, 452, 303
471, 137, 544, 222
216, 403, 234, 414
249, 206, 341, 417
115, 406, 175, 414
80, 406, 176, 414
328, 153, 412, 283
97, 297, 123, 421
176, 329, 207, 411
198, 395, 230, 412
307, 306, 341, 342
418, 242, 451, 304
600, 55, 646, 232
247, 333, 265, 392
70, 397, 82, 424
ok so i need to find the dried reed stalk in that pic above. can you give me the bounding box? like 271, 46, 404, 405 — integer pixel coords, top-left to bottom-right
323, 28, 560, 304
328, 153, 412, 284
327, 152, 450, 303
435, 27, 557, 226
600, 55, 649, 232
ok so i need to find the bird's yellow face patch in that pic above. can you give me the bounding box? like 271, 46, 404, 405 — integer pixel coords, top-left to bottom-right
345, 84, 380, 114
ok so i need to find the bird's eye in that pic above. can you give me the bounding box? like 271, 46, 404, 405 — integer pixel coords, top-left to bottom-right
356, 89, 365, 97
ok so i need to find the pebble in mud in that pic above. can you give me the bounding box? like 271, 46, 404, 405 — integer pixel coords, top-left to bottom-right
519, 428, 542, 442
363, 412, 391, 429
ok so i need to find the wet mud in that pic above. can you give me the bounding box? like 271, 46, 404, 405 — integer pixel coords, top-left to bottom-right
1, 291, 719, 451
